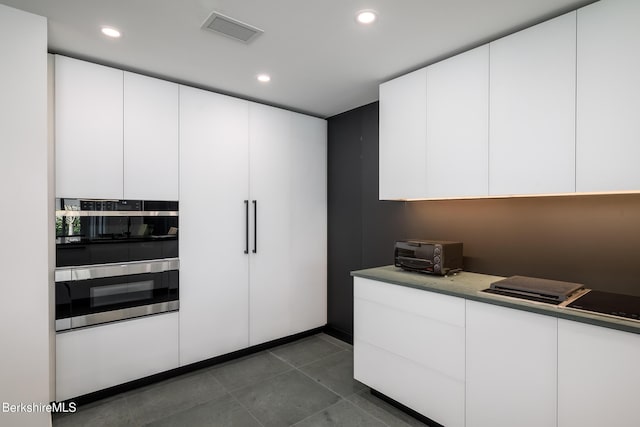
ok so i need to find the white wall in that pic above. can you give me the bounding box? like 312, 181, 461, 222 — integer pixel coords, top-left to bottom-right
0, 4, 51, 427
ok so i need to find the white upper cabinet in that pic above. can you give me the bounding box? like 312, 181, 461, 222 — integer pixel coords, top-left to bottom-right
576, 0, 640, 192
379, 68, 427, 200
426, 45, 489, 198
55, 55, 124, 199
55, 56, 180, 200
489, 12, 577, 196
124, 72, 179, 200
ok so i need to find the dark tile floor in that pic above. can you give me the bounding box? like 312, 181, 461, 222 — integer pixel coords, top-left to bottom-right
53, 333, 428, 427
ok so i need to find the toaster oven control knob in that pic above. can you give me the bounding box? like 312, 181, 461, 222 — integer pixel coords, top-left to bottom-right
434, 264, 441, 273
434, 247, 441, 256
434, 256, 441, 264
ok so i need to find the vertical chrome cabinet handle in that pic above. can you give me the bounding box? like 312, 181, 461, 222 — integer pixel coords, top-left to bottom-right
252, 200, 257, 253
244, 200, 249, 254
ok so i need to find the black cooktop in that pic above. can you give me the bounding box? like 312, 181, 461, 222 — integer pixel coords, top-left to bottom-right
566, 290, 640, 322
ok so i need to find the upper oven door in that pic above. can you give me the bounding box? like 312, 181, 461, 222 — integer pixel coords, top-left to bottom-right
56, 198, 178, 267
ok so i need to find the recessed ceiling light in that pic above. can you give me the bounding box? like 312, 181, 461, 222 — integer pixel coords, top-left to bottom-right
101, 27, 121, 38
257, 74, 271, 83
356, 10, 377, 24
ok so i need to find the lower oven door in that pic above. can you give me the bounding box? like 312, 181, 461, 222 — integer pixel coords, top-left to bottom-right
55, 259, 179, 331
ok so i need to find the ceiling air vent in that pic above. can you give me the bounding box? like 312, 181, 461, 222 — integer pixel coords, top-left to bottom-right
201, 11, 263, 44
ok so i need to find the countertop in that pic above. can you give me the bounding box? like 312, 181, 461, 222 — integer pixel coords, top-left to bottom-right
351, 265, 640, 335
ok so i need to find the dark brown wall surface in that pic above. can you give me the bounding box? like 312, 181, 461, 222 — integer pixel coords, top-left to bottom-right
405, 195, 640, 295
328, 101, 640, 339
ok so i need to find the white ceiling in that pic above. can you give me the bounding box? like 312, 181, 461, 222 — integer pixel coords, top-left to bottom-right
2, 0, 596, 118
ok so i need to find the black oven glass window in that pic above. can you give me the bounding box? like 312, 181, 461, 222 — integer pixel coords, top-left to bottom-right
90, 280, 155, 308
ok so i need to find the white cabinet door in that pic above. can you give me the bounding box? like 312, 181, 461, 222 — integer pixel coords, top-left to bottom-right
248, 104, 327, 345
288, 112, 327, 334
558, 319, 640, 427
248, 103, 294, 346
55, 55, 124, 199
426, 45, 489, 198
124, 72, 178, 200
379, 68, 427, 200
576, 0, 640, 192
489, 12, 576, 196
465, 300, 557, 427
56, 313, 179, 401
354, 278, 466, 427
178, 86, 250, 365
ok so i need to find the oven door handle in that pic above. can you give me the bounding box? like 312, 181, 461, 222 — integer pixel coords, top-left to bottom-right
57, 258, 180, 281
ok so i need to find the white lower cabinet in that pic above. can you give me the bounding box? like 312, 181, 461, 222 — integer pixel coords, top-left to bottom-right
354, 278, 640, 427
465, 300, 557, 427
353, 278, 465, 427
55, 313, 179, 401
558, 319, 640, 427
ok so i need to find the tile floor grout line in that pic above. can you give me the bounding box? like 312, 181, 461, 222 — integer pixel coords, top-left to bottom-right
217, 365, 297, 394
267, 349, 301, 369
316, 332, 353, 348
288, 397, 348, 426
227, 389, 267, 427
292, 358, 361, 401
272, 345, 349, 372
296, 347, 350, 370
286, 349, 404, 426
267, 334, 348, 369
316, 333, 353, 350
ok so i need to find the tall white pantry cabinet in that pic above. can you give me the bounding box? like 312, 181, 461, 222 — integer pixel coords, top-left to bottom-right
179, 86, 327, 365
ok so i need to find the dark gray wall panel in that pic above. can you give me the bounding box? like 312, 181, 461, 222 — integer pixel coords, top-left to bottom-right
327, 108, 363, 339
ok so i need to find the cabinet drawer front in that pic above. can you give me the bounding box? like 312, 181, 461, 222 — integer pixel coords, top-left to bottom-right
56, 312, 179, 400
355, 297, 464, 381
354, 339, 464, 427
354, 277, 465, 327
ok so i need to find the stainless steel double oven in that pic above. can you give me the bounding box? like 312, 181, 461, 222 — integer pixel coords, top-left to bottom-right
55, 198, 179, 331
